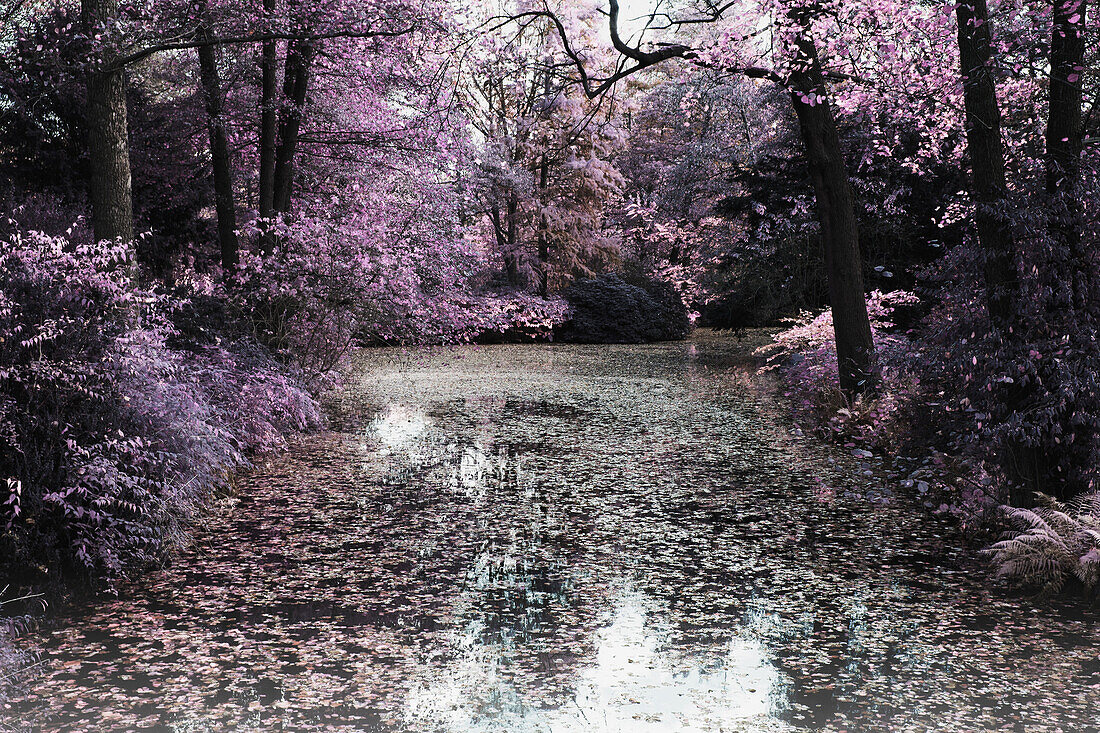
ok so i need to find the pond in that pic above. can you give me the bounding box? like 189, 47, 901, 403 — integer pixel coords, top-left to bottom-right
9, 333, 1100, 731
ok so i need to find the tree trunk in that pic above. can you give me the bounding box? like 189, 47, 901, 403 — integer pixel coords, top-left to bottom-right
787, 32, 875, 396
956, 0, 1018, 329
197, 24, 240, 271
491, 202, 516, 284
82, 0, 133, 244
1046, 0, 1089, 308
271, 37, 316, 215
503, 194, 522, 286
258, 0, 277, 222
490, 204, 505, 249
536, 154, 550, 295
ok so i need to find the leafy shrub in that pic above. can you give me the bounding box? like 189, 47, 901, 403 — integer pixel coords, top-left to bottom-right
0, 644, 25, 723
756, 290, 920, 442
0, 588, 38, 733
0, 630, 30, 729
910, 235, 1100, 505
451, 290, 572, 344
0, 230, 321, 586
754, 289, 1011, 527
0, 232, 159, 578
555, 274, 692, 343
233, 215, 573, 355
983, 492, 1100, 595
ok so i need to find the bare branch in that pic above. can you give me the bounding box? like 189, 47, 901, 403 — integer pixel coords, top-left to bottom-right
493, 5, 785, 99
112, 24, 418, 70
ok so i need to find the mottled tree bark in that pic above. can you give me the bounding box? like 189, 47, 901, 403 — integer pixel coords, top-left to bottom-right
956, 0, 1018, 329
787, 31, 875, 395
197, 25, 240, 270
82, 0, 133, 244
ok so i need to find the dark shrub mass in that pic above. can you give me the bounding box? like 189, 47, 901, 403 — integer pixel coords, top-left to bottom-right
555, 275, 691, 344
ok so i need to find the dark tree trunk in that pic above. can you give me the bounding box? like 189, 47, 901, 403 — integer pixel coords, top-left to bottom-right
536, 154, 550, 295
271, 37, 316, 215
787, 32, 875, 395
507, 194, 518, 252
490, 205, 505, 249
956, 0, 1018, 329
1046, 0, 1089, 308
502, 194, 522, 286
258, 0, 277, 222
82, 0, 133, 244
197, 25, 240, 271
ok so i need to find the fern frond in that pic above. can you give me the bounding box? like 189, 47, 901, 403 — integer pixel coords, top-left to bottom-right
1002, 505, 1053, 533
984, 495, 1100, 593
1069, 491, 1100, 517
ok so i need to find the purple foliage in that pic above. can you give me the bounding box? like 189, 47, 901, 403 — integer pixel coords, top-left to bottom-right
0, 230, 321, 585
229, 217, 570, 357
761, 213, 1100, 536
915, 232, 1100, 505
758, 289, 999, 528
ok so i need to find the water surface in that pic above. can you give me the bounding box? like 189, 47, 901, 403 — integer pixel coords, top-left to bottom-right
10, 334, 1100, 731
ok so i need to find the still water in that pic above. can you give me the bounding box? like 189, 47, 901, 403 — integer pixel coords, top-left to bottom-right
11, 334, 1100, 731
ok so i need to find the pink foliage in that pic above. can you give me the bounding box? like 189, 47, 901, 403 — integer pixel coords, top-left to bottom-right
0, 230, 321, 582
757, 289, 919, 381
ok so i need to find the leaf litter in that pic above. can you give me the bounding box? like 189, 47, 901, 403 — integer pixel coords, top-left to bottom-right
9, 334, 1100, 732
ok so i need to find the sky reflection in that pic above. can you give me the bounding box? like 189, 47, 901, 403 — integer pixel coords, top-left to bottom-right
406, 587, 787, 733
371, 403, 431, 451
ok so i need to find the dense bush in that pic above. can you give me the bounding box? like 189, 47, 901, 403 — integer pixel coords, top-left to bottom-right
452, 290, 572, 344
554, 274, 692, 344
760, 234, 1100, 569
0, 231, 321, 588
911, 238, 1100, 505
755, 290, 1000, 526
231, 216, 572, 359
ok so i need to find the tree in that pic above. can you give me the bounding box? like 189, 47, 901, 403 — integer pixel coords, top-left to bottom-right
258, 0, 278, 224
81, 0, 133, 244
507, 0, 877, 393
1046, 0, 1090, 309
196, 18, 240, 270
784, 8, 874, 393
66, 0, 426, 262
271, 36, 316, 217
461, 6, 624, 292
955, 0, 1018, 330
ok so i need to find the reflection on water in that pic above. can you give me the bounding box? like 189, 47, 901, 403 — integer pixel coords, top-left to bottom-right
407, 590, 785, 733
372, 403, 430, 451
9, 334, 1100, 732
451, 444, 521, 500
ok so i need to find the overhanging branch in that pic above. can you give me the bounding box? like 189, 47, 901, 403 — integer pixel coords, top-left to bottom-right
112, 24, 418, 70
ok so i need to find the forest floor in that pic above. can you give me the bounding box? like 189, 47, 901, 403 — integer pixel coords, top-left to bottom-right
6, 331, 1100, 732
